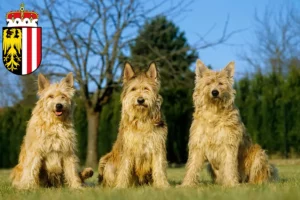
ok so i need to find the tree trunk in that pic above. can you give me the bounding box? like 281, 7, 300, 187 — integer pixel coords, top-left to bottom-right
85, 108, 100, 168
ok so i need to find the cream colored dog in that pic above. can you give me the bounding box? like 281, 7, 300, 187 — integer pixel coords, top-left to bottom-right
11, 73, 93, 189
98, 62, 169, 188
181, 60, 278, 187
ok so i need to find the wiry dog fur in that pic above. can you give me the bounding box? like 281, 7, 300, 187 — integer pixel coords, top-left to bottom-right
98, 62, 169, 188
11, 73, 93, 189
181, 59, 278, 187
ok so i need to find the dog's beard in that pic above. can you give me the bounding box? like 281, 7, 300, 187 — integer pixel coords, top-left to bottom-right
123, 103, 152, 119
210, 96, 222, 102
134, 103, 148, 109
206, 93, 233, 109
132, 104, 149, 114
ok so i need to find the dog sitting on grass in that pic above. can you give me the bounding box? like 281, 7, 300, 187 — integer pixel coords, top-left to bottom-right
11, 73, 93, 189
98, 62, 169, 188
181, 59, 278, 187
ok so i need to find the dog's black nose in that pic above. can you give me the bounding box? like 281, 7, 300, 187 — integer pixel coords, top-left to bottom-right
56, 103, 63, 110
137, 97, 145, 104
212, 90, 219, 97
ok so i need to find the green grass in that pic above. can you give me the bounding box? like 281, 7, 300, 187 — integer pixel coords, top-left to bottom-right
0, 160, 300, 200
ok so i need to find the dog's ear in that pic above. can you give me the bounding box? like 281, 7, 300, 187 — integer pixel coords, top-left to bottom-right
123, 62, 135, 83
38, 73, 50, 92
146, 62, 158, 81
223, 61, 235, 78
62, 72, 74, 87
195, 59, 208, 78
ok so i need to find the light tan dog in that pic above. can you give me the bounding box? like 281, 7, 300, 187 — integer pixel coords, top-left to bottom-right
11, 73, 93, 189
181, 59, 278, 187
98, 62, 169, 188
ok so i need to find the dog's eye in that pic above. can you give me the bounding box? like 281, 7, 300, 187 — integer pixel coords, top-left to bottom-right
219, 82, 223, 85
48, 95, 54, 98
143, 87, 149, 91
61, 95, 65, 99
131, 87, 136, 91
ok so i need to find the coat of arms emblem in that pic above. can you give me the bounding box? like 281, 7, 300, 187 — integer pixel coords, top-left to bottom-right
2, 3, 42, 75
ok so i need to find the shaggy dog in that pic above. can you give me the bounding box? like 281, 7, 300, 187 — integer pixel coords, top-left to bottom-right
11, 73, 93, 189
98, 62, 169, 188
181, 59, 278, 187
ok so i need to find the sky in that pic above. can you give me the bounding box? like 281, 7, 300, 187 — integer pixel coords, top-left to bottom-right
171, 0, 299, 77
0, 0, 299, 79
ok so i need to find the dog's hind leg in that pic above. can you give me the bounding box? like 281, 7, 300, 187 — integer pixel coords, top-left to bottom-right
98, 152, 111, 184
103, 162, 118, 187
99, 151, 121, 187
11, 165, 23, 187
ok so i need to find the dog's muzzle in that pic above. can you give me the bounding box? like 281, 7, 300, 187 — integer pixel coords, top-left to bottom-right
55, 103, 63, 116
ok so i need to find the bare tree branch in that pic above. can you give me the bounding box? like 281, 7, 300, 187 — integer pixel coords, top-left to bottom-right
240, 4, 300, 73
195, 15, 245, 49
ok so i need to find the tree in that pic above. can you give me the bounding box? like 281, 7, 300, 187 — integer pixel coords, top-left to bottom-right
234, 75, 250, 125
240, 4, 300, 158
33, 0, 193, 167
18, 75, 38, 106
242, 4, 300, 74
128, 16, 197, 88
282, 58, 300, 157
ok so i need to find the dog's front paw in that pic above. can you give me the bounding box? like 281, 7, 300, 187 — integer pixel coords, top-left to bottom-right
14, 180, 39, 190
154, 181, 170, 189
115, 183, 128, 189
223, 182, 239, 187
69, 182, 83, 189
177, 181, 198, 188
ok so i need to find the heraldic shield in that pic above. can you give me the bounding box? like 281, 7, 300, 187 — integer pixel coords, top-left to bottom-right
2, 27, 42, 75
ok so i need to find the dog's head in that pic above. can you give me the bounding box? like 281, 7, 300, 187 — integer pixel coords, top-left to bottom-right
37, 73, 75, 120
121, 62, 161, 118
193, 59, 235, 108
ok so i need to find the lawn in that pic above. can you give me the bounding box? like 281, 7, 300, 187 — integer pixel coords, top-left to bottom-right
0, 160, 299, 200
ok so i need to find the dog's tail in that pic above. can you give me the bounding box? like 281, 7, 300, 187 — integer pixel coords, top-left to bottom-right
247, 144, 279, 183
79, 168, 94, 182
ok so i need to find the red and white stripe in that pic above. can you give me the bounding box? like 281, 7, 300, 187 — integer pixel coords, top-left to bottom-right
21, 27, 41, 75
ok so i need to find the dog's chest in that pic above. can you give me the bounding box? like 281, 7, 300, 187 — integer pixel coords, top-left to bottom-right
124, 129, 158, 157
194, 117, 242, 165
192, 119, 228, 160
41, 125, 74, 154
43, 152, 64, 175
195, 121, 226, 146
